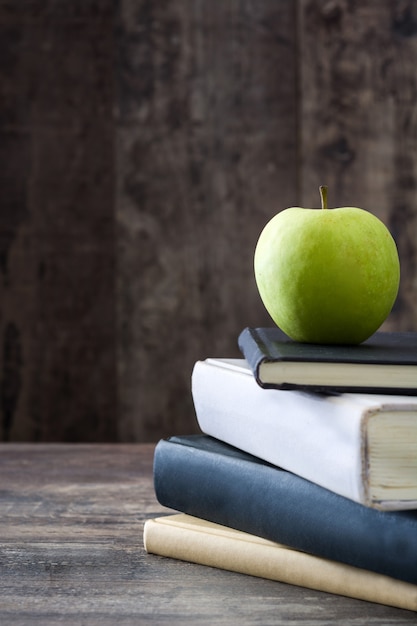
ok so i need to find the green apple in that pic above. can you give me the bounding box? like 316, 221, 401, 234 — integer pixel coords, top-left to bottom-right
254, 186, 400, 345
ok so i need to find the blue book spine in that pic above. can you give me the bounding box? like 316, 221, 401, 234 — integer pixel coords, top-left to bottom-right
153, 434, 417, 585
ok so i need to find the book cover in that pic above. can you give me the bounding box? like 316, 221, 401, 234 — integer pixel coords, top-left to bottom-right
191, 357, 417, 510
144, 513, 417, 612
238, 326, 417, 395
153, 434, 417, 585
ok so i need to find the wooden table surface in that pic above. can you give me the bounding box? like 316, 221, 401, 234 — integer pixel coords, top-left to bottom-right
0, 444, 415, 626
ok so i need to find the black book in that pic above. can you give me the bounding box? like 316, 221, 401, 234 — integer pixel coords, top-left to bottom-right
238, 327, 417, 395
153, 434, 417, 585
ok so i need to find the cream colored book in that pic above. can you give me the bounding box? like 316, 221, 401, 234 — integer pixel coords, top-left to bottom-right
144, 514, 417, 612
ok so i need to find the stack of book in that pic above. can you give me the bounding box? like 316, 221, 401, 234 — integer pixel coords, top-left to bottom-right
144, 327, 417, 611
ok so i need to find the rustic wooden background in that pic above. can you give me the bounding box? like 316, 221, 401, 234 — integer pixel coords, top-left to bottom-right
0, 0, 416, 443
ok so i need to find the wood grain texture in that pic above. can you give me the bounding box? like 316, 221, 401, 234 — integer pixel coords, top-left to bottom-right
115, 0, 298, 441
298, 0, 417, 331
0, 443, 415, 625
0, 4, 118, 441
0, 1, 416, 443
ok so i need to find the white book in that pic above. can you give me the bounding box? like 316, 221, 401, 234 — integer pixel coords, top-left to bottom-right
191, 358, 417, 511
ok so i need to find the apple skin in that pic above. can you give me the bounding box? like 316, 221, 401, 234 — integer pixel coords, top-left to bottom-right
254, 206, 400, 345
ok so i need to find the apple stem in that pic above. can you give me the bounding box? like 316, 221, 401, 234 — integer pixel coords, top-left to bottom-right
319, 185, 328, 210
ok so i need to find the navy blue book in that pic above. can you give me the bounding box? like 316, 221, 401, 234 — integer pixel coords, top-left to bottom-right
153, 434, 417, 586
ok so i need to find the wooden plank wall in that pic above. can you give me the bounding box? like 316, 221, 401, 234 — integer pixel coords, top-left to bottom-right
299, 0, 417, 332
115, 1, 297, 440
0, 0, 415, 442
0, 2, 118, 442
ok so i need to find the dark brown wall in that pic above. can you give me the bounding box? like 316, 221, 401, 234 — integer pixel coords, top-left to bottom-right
0, 0, 416, 442
115, 1, 297, 440
0, 2, 118, 442
299, 0, 417, 332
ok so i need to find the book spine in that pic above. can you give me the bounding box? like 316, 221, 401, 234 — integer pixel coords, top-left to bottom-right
238, 327, 417, 396
191, 359, 365, 506
153, 438, 417, 585
237, 327, 265, 386
144, 515, 417, 612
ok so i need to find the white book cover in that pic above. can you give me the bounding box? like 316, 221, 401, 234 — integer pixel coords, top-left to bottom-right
191, 358, 417, 510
